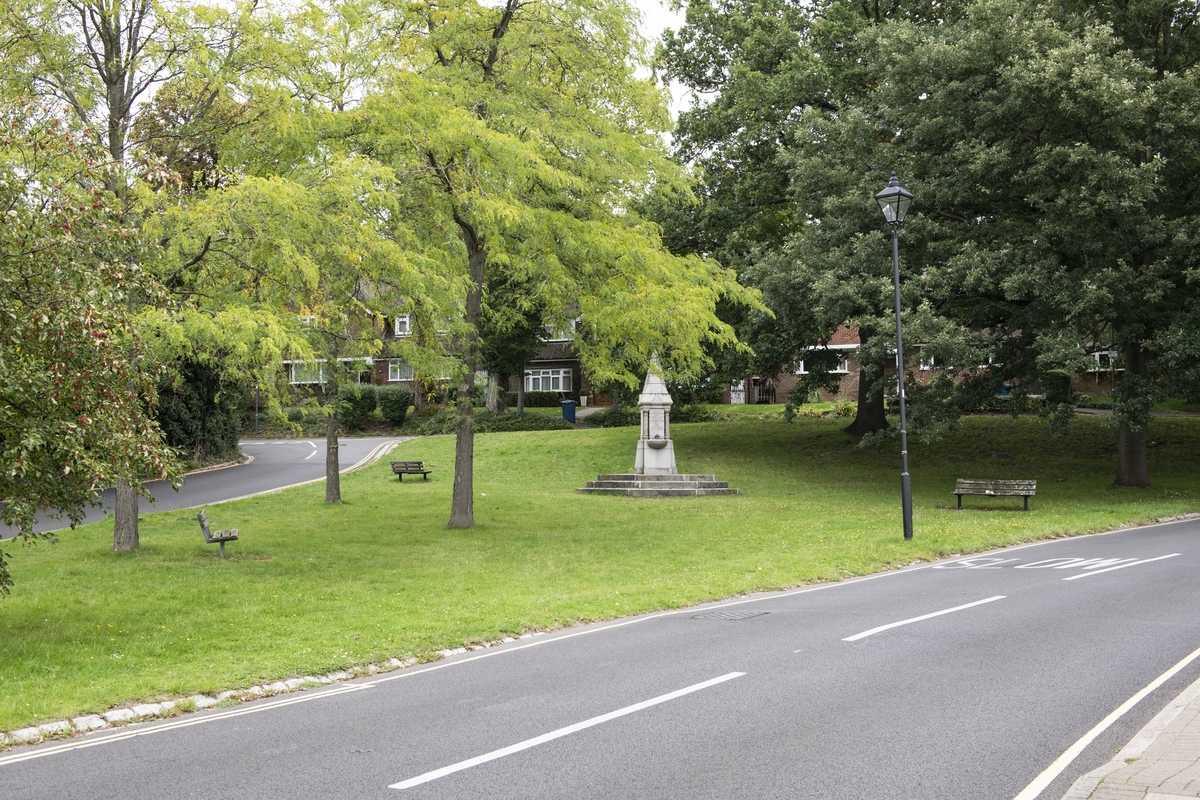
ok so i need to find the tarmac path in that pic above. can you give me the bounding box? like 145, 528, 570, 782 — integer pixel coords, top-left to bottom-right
1, 436, 409, 538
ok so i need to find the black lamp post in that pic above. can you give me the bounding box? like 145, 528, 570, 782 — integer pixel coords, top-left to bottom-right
875, 172, 915, 541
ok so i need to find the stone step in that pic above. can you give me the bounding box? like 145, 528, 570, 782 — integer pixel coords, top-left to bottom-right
584, 480, 731, 491
595, 474, 717, 482
576, 486, 741, 497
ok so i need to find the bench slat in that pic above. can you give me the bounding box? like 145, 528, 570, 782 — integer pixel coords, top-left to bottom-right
954, 478, 1036, 510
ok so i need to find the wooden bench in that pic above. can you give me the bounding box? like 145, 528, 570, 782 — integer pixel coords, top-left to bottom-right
197, 509, 238, 557
391, 461, 432, 482
954, 479, 1036, 511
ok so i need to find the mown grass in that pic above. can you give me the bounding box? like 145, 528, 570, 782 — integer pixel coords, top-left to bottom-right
2, 414, 1198, 731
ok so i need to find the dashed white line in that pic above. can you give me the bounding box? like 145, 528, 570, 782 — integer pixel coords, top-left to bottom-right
1062, 553, 1181, 581
389, 672, 746, 790
843, 596, 1007, 642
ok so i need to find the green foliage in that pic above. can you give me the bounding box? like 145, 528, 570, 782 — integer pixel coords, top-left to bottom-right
577, 407, 640, 427
338, 384, 377, 432
504, 390, 572, 408
156, 361, 243, 463
376, 385, 414, 426
0, 100, 178, 591
406, 408, 574, 435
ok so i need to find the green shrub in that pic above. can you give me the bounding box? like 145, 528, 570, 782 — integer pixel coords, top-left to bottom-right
338, 384, 377, 431
405, 407, 574, 435
377, 385, 414, 426
503, 390, 576, 408
155, 362, 242, 463
579, 407, 640, 427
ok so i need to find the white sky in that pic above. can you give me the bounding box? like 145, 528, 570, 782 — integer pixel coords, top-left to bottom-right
636, 1, 689, 117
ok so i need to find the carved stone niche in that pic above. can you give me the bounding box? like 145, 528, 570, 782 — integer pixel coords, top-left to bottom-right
634, 359, 677, 475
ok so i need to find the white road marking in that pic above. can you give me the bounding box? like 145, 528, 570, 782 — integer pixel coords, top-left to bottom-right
389, 672, 746, 791
934, 557, 1022, 569
1062, 553, 1181, 581
843, 596, 1006, 642
0, 683, 375, 767
1011, 643, 1200, 800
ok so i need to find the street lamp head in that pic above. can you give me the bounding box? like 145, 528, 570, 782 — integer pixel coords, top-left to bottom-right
875, 172, 914, 226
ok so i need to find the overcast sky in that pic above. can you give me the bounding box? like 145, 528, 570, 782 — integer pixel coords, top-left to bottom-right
640, 1, 684, 39
637, 1, 689, 116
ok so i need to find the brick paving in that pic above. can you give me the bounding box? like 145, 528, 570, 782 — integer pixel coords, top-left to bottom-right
1062, 676, 1200, 799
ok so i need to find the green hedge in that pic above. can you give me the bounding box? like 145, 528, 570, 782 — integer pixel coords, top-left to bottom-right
502, 390, 578, 408
338, 384, 377, 431
405, 408, 575, 435
377, 384, 414, 426
579, 404, 717, 427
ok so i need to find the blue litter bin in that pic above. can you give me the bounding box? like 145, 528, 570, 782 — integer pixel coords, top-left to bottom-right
561, 400, 576, 423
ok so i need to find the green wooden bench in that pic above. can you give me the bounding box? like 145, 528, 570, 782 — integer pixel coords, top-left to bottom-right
954, 479, 1036, 511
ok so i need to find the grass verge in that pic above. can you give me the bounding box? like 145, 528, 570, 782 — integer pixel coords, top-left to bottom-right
2, 413, 1198, 731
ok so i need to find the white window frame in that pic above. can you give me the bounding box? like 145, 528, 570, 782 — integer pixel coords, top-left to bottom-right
388, 360, 414, 382
524, 368, 573, 393
288, 361, 325, 385
393, 314, 411, 337
285, 358, 372, 385
797, 356, 850, 375
1087, 351, 1118, 372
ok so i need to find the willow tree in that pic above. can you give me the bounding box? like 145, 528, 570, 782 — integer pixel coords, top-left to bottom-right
358, 0, 757, 527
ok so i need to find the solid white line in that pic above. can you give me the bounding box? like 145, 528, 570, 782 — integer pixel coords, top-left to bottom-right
1011, 643, 1200, 800
842, 596, 1007, 642
0, 683, 375, 767
389, 672, 745, 790
1062, 553, 1181, 581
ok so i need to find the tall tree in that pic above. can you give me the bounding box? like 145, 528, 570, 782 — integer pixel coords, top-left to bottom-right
858, 0, 1200, 484
657, 0, 965, 433
0, 0, 232, 548
360, 0, 757, 527
0, 100, 175, 592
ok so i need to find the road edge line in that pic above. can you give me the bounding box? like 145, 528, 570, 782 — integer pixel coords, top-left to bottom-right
1012, 644, 1200, 800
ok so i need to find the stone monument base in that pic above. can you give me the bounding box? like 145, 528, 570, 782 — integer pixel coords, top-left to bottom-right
576, 474, 740, 497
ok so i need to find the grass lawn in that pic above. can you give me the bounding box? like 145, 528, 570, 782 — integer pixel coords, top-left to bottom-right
2, 413, 1198, 732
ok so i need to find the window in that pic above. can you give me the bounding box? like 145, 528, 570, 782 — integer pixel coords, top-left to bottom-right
543, 317, 580, 342
920, 353, 945, 371
797, 357, 849, 375
525, 368, 572, 392
393, 314, 411, 337
286, 358, 372, 385
388, 360, 414, 382
288, 361, 325, 385
1087, 351, 1118, 372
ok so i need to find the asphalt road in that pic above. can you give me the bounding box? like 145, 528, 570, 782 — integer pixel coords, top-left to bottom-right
1, 517, 1197, 799
1, 436, 407, 537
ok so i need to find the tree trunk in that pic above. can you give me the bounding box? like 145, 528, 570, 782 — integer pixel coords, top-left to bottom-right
112, 479, 139, 551
449, 210, 485, 528
845, 330, 888, 435
325, 342, 342, 503
1115, 342, 1151, 488
325, 411, 341, 503
517, 362, 526, 413
449, 372, 476, 527
484, 372, 501, 412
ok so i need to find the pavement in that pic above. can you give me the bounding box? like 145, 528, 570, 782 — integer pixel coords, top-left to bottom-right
1060, 674, 1200, 799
